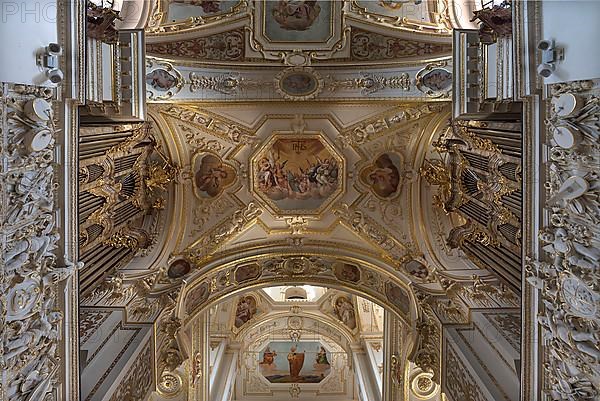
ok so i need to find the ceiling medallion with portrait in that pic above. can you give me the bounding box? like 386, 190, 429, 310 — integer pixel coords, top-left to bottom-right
275, 67, 324, 101
251, 132, 344, 217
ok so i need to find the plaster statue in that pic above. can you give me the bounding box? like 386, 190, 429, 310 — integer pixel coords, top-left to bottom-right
7, 168, 54, 223
538, 302, 600, 361
548, 359, 598, 401
21, 359, 54, 401
539, 227, 600, 270
43, 259, 83, 285
4, 311, 62, 362
191, 352, 202, 386
4, 233, 59, 274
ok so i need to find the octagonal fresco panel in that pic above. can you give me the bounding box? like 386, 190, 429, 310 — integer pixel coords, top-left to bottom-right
258, 341, 332, 383
251, 133, 344, 216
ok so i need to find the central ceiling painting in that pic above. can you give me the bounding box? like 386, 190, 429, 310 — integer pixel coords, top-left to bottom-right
166, 0, 243, 22
266, 1, 333, 41
251, 133, 344, 216
254, 0, 344, 55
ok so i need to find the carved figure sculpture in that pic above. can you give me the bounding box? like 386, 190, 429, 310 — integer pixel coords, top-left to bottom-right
538, 301, 600, 361
4, 233, 59, 274
540, 227, 600, 270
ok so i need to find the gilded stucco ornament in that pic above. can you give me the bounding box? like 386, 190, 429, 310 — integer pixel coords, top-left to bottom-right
289, 383, 301, 398
325, 72, 411, 95
410, 371, 437, 399
408, 291, 442, 383
334, 203, 409, 261
390, 354, 403, 385
274, 67, 324, 101
160, 105, 257, 146
337, 104, 443, 148
189, 72, 261, 95
157, 371, 184, 397
187, 202, 262, 262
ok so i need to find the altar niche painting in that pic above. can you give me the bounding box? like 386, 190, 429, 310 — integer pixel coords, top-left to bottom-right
265, 1, 334, 42
258, 341, 331, 383
167, 0, 241, 22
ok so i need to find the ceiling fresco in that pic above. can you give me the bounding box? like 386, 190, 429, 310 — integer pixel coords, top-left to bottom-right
149, 0, 452, 36
250, 132, 344, 216
146, 0, 453, 65
128, 98, 513, 337
75, 4, 523, 398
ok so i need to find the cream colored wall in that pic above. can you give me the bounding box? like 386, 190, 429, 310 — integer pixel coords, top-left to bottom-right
541, 0, 600, 83
0, 0, 59, 85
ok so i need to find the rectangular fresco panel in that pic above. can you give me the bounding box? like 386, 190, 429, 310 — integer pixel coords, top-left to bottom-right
258, 341, 331, 383
264, 1, 334, 42
167, 0, 241, 23
355, 0, 430, 22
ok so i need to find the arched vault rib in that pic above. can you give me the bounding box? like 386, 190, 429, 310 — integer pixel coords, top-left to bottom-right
233, 310, 359, 353
177, 252, 418, 328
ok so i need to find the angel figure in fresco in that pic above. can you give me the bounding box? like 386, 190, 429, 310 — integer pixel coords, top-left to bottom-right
170, 0, 221, 14
420, 69, 452, 92
260, 346, 278, 365
234, 296, 257, 328
368, 154, 400, 198
334, 297, 357, 330
258, 157, 277, 190
272, 0, 321, 31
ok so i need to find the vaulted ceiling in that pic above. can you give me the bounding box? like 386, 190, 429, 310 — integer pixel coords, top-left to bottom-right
75, 3, 524, 401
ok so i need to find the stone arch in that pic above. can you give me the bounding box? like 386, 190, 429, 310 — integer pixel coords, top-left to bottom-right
177, 252, 418, 328
161, 255, 419, 400
233, 310, 358, 352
